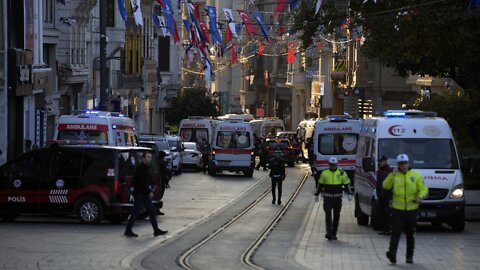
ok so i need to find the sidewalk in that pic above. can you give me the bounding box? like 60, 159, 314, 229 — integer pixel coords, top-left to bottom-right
294, 197, 480, 270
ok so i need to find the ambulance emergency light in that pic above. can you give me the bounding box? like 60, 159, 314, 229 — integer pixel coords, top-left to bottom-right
383, 110, 437, 118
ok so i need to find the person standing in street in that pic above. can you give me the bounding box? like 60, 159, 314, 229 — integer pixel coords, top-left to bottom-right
256, 138, 268, 171
201, 138, 211, 173
377, 156, 393, 235
383, 154, 428, 264
314, 157, 352, 240
269, 152, 286, 205
124, 152, 168, 237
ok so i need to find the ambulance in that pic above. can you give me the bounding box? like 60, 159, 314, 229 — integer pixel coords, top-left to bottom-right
354, 110, 465, 231
53, 111, 138, 146
209, 119, 255, 177
178, 117, 219, 146
297, 119, 317, 160
312, 115, 362, 181
250, 118, 285, 139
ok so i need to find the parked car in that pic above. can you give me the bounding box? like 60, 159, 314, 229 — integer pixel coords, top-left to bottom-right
181, 142, 203, 170
277, 131, 302, 161
0, 145, 164, 224
138, 133, 173, 171
265, 139, 296, 167
166, 134, 184, 175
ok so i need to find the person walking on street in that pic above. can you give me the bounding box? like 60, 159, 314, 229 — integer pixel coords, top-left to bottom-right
124, 152, 168, 237
201, 139, 211, 173
256, 138, 268, 171
269, 152, 286, 205
314, 157, 352, 240
383, 154, 428, 264
377, 156, 393, 235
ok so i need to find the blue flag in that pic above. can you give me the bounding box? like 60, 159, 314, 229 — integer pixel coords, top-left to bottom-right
117, 0, 127, 22
153, 15, 161, 27
468, 0, 480, 10
252, 11, 269, 42
207, 6, 223, 45
163, 0, 174, 13
189, 12, 207, 45
289, 0, 300, 11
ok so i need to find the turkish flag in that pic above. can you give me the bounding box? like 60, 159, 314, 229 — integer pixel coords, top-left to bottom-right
287, 43, 295, 64
237, 10, 258, 38
273, 0, 287, 18
194, 4, 211, 44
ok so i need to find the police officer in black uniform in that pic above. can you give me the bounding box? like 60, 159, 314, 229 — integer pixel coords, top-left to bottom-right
269, 151, 286, 205
124, 152, 168, 237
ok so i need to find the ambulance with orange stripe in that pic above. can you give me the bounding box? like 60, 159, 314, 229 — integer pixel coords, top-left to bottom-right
53, 111, 138, 146
313, 115, 362, 183
209, 119, 255, 177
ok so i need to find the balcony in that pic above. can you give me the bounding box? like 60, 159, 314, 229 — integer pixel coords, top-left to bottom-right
286, 70, 306, 90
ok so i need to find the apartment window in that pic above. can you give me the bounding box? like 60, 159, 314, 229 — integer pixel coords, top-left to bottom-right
123, 31, 142, 75
158, 36, 170, 72
43, 0, 54, 24
70, 26, 87, 65
106, 0, 115, 27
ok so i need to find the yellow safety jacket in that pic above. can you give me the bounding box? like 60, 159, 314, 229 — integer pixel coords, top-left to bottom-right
317, 169, 351, 197
383, 169, 428, 211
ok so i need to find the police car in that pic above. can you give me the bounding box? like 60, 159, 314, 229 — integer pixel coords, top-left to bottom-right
312, 115, 362, 182
209, 119, 255, 177
354, 110, 465, 231
0, 145, 163, 224
53, 110, 138, 146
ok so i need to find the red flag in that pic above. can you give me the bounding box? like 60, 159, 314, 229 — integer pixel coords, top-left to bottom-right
258, 44, 265, 56
232, 45, 237, 64
237, 10, 258, 38
194, 4, 211, 44
287, 43, 295, 64
273, 0, 287, 18
226, 27, 232, 42
172, 20, 180, 44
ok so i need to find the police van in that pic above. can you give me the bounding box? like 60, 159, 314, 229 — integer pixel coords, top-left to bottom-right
178, 117, 219, 146
209, 119, 255, 177
250, 118, 285, 139
53, 111, 138, 146
0, 145, 163, 224
354, 110, 465, 231
313, 115, 362, 181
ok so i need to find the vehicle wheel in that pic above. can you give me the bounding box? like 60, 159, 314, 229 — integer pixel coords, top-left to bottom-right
355, 196, 369, 226
288, 162, 295, 167
370, 199, 383, 231
1, 214, 19, 222
450, 212, 465, 232
107, 214, 129, 224
76, 196, 104, 224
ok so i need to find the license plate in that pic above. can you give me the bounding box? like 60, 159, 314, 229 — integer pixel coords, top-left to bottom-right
218, 161, 230, 166
419, 211, 437, 219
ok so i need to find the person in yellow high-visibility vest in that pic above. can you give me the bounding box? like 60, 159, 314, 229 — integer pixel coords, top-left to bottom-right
314, 157, 352, 240
383, 154, 428, 265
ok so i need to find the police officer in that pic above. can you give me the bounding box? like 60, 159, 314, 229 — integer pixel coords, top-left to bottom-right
124, 152, 168, 237
269, 151, 286, 205
314, 157, 352, 240
383, 154, 428, 264
377, 156, 393, 235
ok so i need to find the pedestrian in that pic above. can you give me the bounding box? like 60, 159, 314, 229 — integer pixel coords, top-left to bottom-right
376, 156, 393, 235
306, 137, 314, 166
124, 152, 168, 237
383, 154, 428, 264
269, 151, 286, 205
201, 138, 210, 173
255, 138, 268, 171
314, 157, 352, 241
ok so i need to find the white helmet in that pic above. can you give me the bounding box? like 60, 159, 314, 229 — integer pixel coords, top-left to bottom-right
397, 154, 409, 163
329, 157, 338, 164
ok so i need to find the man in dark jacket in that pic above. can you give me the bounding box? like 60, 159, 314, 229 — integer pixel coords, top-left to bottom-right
269, 152, 286, 205
376, 156, 393, 235
124, 152, 167, 237
256, 139, 268, 171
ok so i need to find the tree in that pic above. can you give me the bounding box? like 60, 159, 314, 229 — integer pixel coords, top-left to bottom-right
165, 87, 219, 126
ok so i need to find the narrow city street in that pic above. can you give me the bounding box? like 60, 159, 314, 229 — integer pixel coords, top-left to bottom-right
1, 164, 479, 270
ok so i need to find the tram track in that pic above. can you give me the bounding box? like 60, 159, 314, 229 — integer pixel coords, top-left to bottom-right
177, 170, 310, 270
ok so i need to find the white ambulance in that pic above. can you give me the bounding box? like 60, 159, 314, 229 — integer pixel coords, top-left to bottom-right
354, 110, 465, 231
297, 119, 317, 159
250, 118, 285, 139
313, 115, 362, 180
209, 119, 255, 177
53, 111, 138, 146
178, 117, 219, 144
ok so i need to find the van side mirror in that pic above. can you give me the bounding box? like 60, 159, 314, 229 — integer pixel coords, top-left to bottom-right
362, 157, 374, 172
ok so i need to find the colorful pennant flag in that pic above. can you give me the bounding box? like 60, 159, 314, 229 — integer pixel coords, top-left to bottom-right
159, 16, 168, 37
117, 0, 127, 22
223, 8, 238, 39
273, 0, 287, 18
289, 0, 300, 11
130, 0, 143, 26
238, 10, 258, 38
207, 6, 223, 45
252, 11, 269, 42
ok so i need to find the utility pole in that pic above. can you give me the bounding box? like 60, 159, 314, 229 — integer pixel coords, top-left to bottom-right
99, 0, 107, 111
